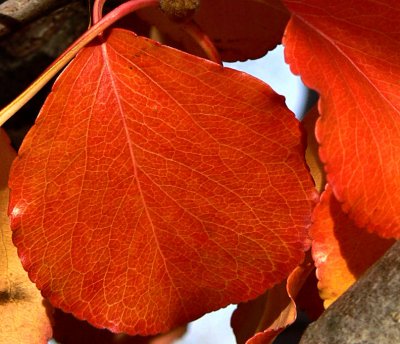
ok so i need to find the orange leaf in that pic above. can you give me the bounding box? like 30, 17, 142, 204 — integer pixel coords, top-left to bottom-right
137, 0, 290, 61
231, 256, 314, 344
9, 29, 316, 335
0, 129, 52, 344
283, 0, 400, 238
311, 185, 395, 307
302, 105, 325, 193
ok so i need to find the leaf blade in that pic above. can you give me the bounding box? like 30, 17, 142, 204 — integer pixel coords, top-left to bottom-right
311, 185, 394, 307
137, 0, 290, 61
9, 29, 316, 335
283, 0, 400, 238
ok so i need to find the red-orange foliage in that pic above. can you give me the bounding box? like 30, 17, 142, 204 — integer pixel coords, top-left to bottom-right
284, 0, 400, 238
1, 0, 399, 342
9, 27, 316, 334
311, 185, 394, 308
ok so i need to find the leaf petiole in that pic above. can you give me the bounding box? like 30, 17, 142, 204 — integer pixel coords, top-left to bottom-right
183, 21, 222, 65
0, 0, 159, 127
93, 0, 107, 25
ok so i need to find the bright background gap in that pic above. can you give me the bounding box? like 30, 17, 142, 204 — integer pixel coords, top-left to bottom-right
225, 45, 307, 118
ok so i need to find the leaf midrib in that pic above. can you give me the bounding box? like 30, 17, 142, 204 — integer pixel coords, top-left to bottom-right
100, 41, 190, 318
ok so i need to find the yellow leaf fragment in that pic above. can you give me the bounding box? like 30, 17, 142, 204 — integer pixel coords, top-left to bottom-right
0, 129, 52, 344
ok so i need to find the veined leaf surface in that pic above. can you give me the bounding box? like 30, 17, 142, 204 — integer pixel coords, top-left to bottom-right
284, 0, 400, 238
9, 28, 316, 335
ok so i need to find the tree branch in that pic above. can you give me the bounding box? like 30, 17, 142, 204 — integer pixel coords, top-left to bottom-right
300, 240, 400, 344
0, 0, 70, 37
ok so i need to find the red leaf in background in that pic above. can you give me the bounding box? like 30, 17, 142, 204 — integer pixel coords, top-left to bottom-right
311, 185, 394, 307
52, 308, 186, 344
137, 0, 289, 61
0, 129, 52, 344
294, 267, 323, 321
283, 0, 400, 238
9, 29, 316, 334
231, 255, 314, 344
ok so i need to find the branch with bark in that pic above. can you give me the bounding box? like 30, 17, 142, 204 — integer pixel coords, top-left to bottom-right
0, 0, 74, 37
300, 240, 400, 344
0, 0, 88, 148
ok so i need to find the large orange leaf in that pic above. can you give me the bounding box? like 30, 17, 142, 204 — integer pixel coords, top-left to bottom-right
9, 28, 316, 335
311, 185, 395, 308
0, 129, 52, 344
283, 0, 400, 238
137, 0, 289, 61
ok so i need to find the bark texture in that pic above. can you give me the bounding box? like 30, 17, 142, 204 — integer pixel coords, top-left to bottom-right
300, 240, 400, 344
0, 0, 88, 148
0, 0, 72, 37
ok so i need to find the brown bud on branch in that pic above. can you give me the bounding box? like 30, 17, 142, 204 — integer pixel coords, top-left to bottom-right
159, 0, 200, 22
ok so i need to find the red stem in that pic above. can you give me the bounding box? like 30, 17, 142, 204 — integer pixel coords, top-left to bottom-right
183, 21, 222, 65
93, 0, 107, 25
